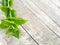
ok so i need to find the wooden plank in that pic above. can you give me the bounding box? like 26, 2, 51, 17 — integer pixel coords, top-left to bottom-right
20, 0, 60, 37
30, 0, 60, 26
51, 0, 60, 8
13, 0, 60, 45
19, 0, 60, 37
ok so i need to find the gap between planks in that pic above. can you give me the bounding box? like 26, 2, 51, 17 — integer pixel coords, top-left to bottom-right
20, 0, 60, 38
13, 0, 60, 44
21, 25, 39, 45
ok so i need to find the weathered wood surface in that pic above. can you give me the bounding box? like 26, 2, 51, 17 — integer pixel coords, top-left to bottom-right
0, 0, 60, 45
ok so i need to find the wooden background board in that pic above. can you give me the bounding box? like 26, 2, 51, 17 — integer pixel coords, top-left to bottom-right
0, 0, 60, 45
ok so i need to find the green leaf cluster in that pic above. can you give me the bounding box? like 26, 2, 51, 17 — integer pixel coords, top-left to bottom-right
0, 0, 27, 38
2, 0, 13, 6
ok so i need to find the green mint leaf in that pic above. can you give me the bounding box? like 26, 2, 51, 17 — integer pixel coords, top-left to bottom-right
3, 19, 15, 25
0, 20, 9, 28
0, 6, 10, 17
11, 24, 20, 38
6, 0, 13, 6
9, 0, 13, 6
6, 28, 11, 34
12, 29, 20, 38
12, 17, 27, 25
12, 24, 20, 38
0, 6, 9, 13
11, 9, 16, 17
2, 0, 7, 6
6, 26, 12, 34
0, 19, 15, 28
0, 18, 16, 28
7, 17, 28, 25
6, 24, 20, 39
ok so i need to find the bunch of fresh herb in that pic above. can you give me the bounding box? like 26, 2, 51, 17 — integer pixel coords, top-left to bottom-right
0, 0, 27, 38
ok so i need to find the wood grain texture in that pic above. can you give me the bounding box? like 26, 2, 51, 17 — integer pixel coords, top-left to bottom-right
13, 0, 60, 45
51, 0, 60, 8
0, 0, 60, 45
20, 0, 60, 37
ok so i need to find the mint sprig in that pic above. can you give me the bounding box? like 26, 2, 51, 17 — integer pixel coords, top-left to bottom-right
0, 0, 27, 38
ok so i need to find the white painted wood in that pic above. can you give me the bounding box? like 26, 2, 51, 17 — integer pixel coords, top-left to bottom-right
51, 0, 60, 8
29, 0, 60, 26
19, 0, 60, 37
1, 0, 60, 45
13, 0, 60, 45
